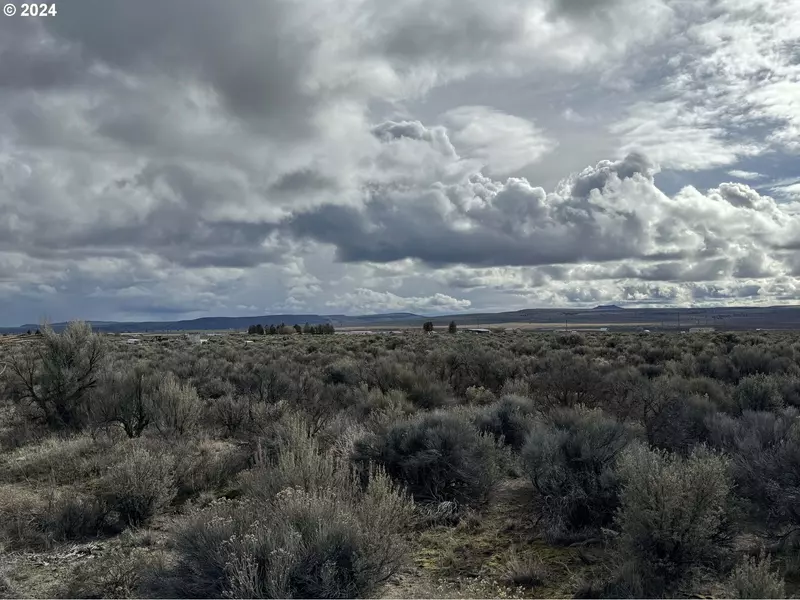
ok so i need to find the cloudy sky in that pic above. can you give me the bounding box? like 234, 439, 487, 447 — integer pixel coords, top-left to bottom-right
1, 0, 800, 324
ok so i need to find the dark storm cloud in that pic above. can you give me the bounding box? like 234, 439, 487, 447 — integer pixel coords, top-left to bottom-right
366, 0, 529, 65
0, 158, 281, 269
0, 20, 87, 90
270, 169, 338, 193
547, 0, 623, 19
41, 0, 323, 136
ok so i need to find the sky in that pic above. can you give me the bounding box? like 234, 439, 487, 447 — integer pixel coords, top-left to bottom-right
1, 0, 800, 325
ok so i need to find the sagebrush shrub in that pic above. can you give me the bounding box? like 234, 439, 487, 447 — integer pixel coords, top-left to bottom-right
323, 359, 363, 386
474, 395, 535, 450
40, 492, 108, 542
92, 362, 159, 438
211, 394, 251, 437
530, 351, 602, 409
172, 439, 249, 500
405, 378, 452, 410
500, 378, 531, 398
62, 547, 164, 599
725, 551, 785, 599
614, 444, 736, 596
162, 470, 411, 598
734, 374, 784, 413
706, 409, 800, 529
240, 415, 350, 502
153, 373, 202, 437
97, 445, 176, 527
648, 390, 718, 455
777, 374, 800, 408
465, 385, 497, 405
686, 376, 735, 412
349, 385, 414, 431
351, 411, 501, 507
521, 406, 638, 541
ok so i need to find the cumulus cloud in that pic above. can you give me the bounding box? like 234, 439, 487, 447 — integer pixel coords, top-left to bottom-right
282, 148, 795, 273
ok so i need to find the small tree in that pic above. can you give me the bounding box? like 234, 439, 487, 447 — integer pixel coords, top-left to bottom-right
6, 321, 106, 431
448, 321, 457, 334
293, 324, 302, 334
303, 322, 312, 334
255, 324, 265, 335
423, 321, 434, 333
268, 324, 277, 335
94, 363, 159, 438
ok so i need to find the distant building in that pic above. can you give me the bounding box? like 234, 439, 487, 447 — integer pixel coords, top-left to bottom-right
689, 327, 715, 333
464, 328, 491, 334
599, 327, 609, 332
126, 338, 140, 345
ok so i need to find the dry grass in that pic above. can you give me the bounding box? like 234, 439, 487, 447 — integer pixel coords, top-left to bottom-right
383, 479, 596, 599
0, 434, 119, 485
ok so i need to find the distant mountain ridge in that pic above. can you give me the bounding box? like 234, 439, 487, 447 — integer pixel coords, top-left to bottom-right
3, 305, 800, 333
1, 313, 426, 334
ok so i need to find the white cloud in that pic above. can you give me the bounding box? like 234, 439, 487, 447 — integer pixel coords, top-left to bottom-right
728, 169, 765, 180
610, 100, 764, 171
439, 105, 555, 175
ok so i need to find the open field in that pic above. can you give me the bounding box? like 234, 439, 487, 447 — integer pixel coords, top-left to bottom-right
1, 324, 800, 598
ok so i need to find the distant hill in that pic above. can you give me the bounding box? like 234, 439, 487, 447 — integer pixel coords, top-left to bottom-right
1, 313, 425, 334
3, 305, 800, 333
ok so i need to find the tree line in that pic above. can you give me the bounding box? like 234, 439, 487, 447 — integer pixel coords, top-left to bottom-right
247, 322, 335, 335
